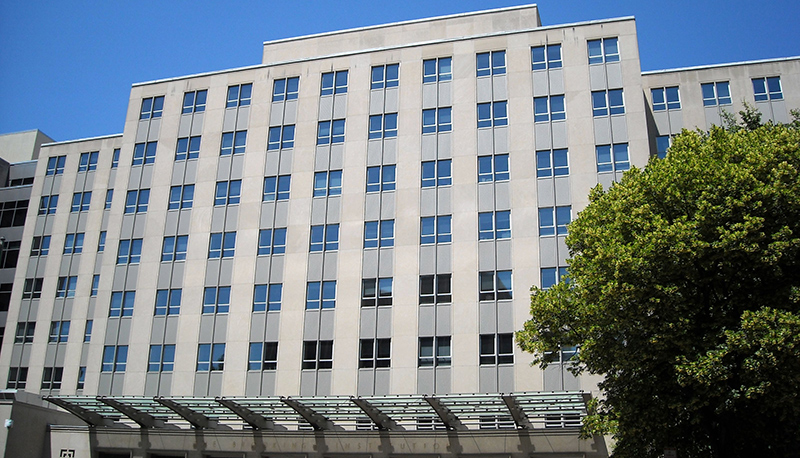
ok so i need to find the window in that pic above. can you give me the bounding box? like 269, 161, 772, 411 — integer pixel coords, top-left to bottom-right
531, 44, 562, 70
309, 224, 339, 252
71, 192, 92, 212
220, 130, 247, 155
155, 289, 181, 316
124, 189, 149, 213
203, 286, 231, 314
302, 340, 333, 369
64, 233, 85, 254
419, 274, 452, 304
477, 101, 509, 127
76, 367, 86, 390
0, 201, 25, 222
418, 336, 451, 367
148, 344, 176, 372
140, 96, 164, 120
0, 283, 11, 311
91, 275, 100, 297
132, 141, 157, 165
587, 37, 619, 64
117, 239, 142, 264
361, 278, 392, 307
423, 57, 452, 83
701, 82, 732, 106
596, 143, 630, 173
8, 177, 32, 186
314, 171, 342, 197
105, 189, 113, 209
208, 232, 236, 258
366, 165, 396, 192
39, 195, 58, 215
15, 322, 35, 343
249, 342, 278, 370
6, 367, 28, 389
197, 344, 225, 371
651, 86, 681, 111
476, 50, 506, 77
253, 284, 282, 311
421, 159, 452, 187
109, 291, 135, 317
321, 70, 348, 95
84, 320, 93, 342
214, 180, 241, 206
49, 321, 70, 343
168, 185, 194, 209
98, 231, 107, 252
363, 220, 394, 248
592, 89, 624, 116
533, 96, 566, 122
536, 149, 569, 178
656, 136, 671, 159
420, 215, 452, 244
102, 345, 128, 372
22, 278, 43, 299
31, 236, 51, 256
422, 107, 452, 133
306, 281, 336, 310
258, 228, 287, 255
111, 148, 120, 168
0, 240, 20, 268
175, 136, 201, 160
478, 154, 510, 182
317, 119, 345, 145
752, 76, 783, 101
56, 276, 77, 298
226, 83, 252, 108
371, 64, 399, 89
41, 367, 63, 390
541, 267, 569, 289
273, 77, 299, 102
360, 338, 391, 368
480, 333, 514, 365
263, 175, 291, 201
182, 89, 207, 113
161, 235, 188, 262
268, 125, 296, 150
77, 151, 98, 172
478, 211, 511, 240
46, 156, 66, 175
369, 113, 398, 139
479, 270, 513, 301
539, 206, 571, 236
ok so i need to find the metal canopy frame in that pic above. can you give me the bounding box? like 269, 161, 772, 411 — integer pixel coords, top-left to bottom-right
44, 391, 588, 432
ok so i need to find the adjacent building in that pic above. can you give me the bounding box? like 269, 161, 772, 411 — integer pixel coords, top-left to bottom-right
0, 5, 796, 458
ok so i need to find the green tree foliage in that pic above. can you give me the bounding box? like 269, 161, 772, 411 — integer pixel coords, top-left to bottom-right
517, 116, 800, 457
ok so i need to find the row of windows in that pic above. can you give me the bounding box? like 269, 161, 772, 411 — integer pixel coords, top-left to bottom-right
651, 76, 784, 111
39, 150, 571, 222
92, 331, 515, 378
46, 149, 121, 175
18, 270, 514, 330
31, 202, 568, 266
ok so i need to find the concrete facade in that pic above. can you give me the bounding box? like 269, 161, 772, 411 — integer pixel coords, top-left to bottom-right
0, 4, 797, 458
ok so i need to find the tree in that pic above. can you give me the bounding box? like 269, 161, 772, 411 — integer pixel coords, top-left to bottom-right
517, 113, 800, 458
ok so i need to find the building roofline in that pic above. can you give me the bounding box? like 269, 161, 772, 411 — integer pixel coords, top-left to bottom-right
132, 15, 634, 88
261, 4, 540, 47
643, 55, 800, 75
41, 133, 123, 147
0, 128, 50, 138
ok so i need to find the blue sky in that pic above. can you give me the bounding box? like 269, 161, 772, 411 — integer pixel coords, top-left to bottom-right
1, 0, 798, 141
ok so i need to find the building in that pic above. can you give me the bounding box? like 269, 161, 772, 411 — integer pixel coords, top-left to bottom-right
0, 5, 797, 458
